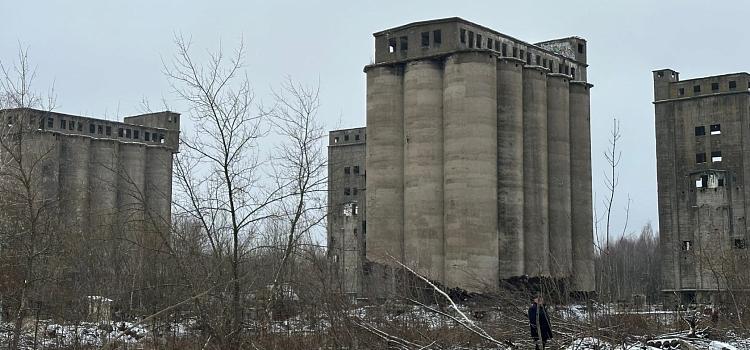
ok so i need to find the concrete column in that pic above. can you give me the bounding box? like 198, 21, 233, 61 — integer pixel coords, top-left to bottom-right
403, 60, 445, 285
118, 143, 147, 242
59, 136, 91, 235
365, 65, 404, 297
547, 74, 572, 278
569, 81, 595, 291
89, 140, 119, 239
523, 66, 550, 277
443, 52, 498, 291
496, 58, 525, 278
145, 146, 173, 244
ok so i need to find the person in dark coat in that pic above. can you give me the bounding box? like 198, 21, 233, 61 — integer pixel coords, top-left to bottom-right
529, 295, 553, 350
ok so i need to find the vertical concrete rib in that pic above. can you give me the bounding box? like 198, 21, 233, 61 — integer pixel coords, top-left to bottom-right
569, 81, 595, 291
523, 66, 550, 277
118, 143, 147, 242
89, 140, 119, 238
496, 58, 525, 278
145, 146, 173, 245
403, 60, 445, 285
547, 74, 572, 278
365, 65, 405, 266
59, 136, 91, 234
443, 52, 498, 290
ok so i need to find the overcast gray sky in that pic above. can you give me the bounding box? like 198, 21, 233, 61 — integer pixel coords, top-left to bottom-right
3, 0, 747, 242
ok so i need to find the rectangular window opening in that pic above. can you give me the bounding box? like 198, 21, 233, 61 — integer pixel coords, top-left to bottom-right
494, 40, 499, 51
389, 38, 397, 53
60, 119, 66, 129
512, 47, 517, 58
421, 32, 429, 47
712, 82, 719, 91
526, 52, 531, 65
344, 167, 350, 175
145, 132, 150, 141
118, 128, 123, 137
542, 58, 547, 67
694, 85, 701, 93
682, 241, 692, 251
718, 178, 725, 187
134, 130, 139, 139
571, 67, 576, 79
460, 29, 466, 44
735, 239, 746, 249
729, 81, 737, 89
468, 31, 474, 48
98, 125, 103, 135
125, 129, 131, 138
344, 187, 350, 196
678, 88, 685, 96
69, 121, 74, 130
696, 153, 707, 163
710, 124, 721, 135
536, 55, 540, 65
400, 36, 408, 51
520, 49, 524, 60
502, 43, 507, 56
565, 66, 570, 75
433, 30, 441, 45
48, 118, 54, 128
77, 122, 82, 132
159, 134, 164, 144
476, 34, 482, 48
355, 134, 360, 141
90, 124, 96, 133
334, 136, 339, 143
695, 126, 705, 136
106, 126, 111, 136
353, 188, 358, 196
488, 38, 493, 50
353, 166, 360, 174
578, 43, 584, 54
712, 151, 722, 162
559, 63, 564, 73
344, 135, 349, 141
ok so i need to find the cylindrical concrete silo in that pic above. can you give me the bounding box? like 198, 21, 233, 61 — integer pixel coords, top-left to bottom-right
569, 81, 595, 292
403, 60, 445, 285
145, 146, 173, 244
522, 66, 550, 277
496, 58, 525, 279
118, 143, 147, 241
365, 65, 404, 296
35, 133, 60, 211
89, 139, 119, 238
59, 136, 91, 234
546, 74, 572, 278
443, 51, 498, 291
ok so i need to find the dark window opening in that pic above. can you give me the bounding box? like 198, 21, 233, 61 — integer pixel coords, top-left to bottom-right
559, 63, 564, 73
578, 43, 584, 54
90, 124, 96, 133
133, 130, 139, 139
735, 239, 746, 249
145, 132, 150, 141
571, 67, 576, 79
460, 29, 466, 43
682, 241, 692, 251
353, 188, 358, 196
344, 135, 349, 141
355, 134, 360, 141
694, 85, 701, 93
353, 166, 360, 174
344, 167, 350, 175
106, 126, 111, 136
77, 122, 82, 132
712, 151, 722, 162
520, 49, 524, 60
729, 81, 737, 89
344, 188, 350, 196
526, 52, 531, 65
98, 125, 103, 134
536, 55, 540, 65
712, 82, 719, 91
362, 221, 366, 234
389, 38, 397, 53
695, 126, 705, 136
502, 43, 507, 56
433, 30, 441, 45
60, 119, 66, 129
565, 66, 570, 75
159, 134, 164, 143
468, 31, 474, 48
719, 178, 725, 187
696, 175, 708, 188
542, 58, 547, 67
421, 32, 429, 47
125, 129, 131, 138
400, 36, 408, 51
696, 153, 707, 163
353, 228, 357, 236
710, 124, 721, 135
47, 118, 54, 128
488, 38, 493, 50
476, 34, 482, 48
6, 116, 13, 126
494, 40, 499, 51
334, 137, 339, 143
69, 121, 74, 130
512, 47, 517, 58
549, 60, 554, 71
118, 128, 123, 137
678, 88, 685, 96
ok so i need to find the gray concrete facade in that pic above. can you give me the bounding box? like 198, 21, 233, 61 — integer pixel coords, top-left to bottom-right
654, 70, 750, 304
328, 17, 595, 295
0, 108, 179, 246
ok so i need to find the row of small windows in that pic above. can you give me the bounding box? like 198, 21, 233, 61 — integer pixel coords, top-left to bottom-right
344, 187, 359, 196
389, 30, 443, 53
344, 166, 360, 175
29, 116, 166, 144
682, 239, 745, 250
695, 151, 722, 164
333, 133, 363, 143
678, 81, 750, 96
695, 124, 721, 136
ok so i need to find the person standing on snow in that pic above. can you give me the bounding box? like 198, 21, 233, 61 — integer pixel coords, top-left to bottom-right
529, 294, 553, 350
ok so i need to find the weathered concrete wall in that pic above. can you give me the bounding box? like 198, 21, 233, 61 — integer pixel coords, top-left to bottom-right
522, 66, 549, 277
570, 81, 595, 292
443, 51, 498, 289
496, 58, 525, 278
547, 74, 572, 278
89, 139, 119, 238
403, 60, 445, 285
58, 135, 91, 235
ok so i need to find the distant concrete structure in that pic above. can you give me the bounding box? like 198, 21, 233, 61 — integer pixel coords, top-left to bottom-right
328, 17, 595, 296
0, 108, 179, 244
654, 70, 750, 305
